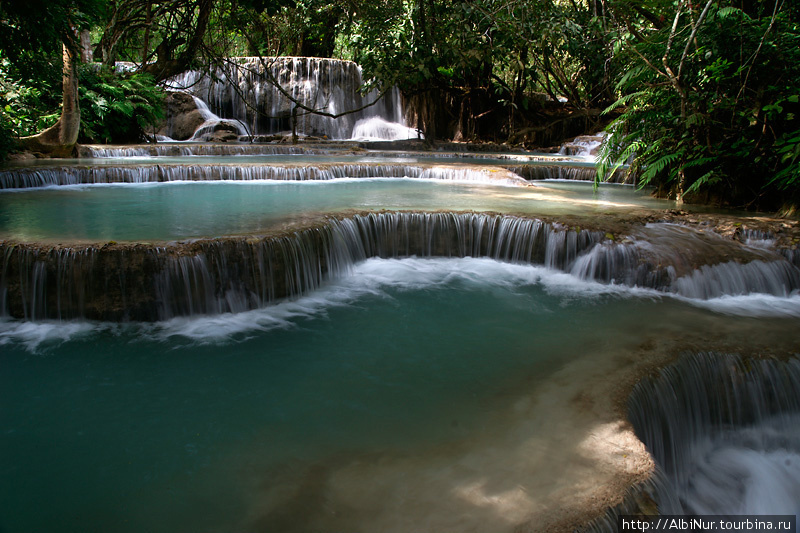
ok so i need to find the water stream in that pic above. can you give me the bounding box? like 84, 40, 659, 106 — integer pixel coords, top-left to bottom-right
1, 62, 799, 529
165, 57, 414, 140
0, 179, 670, 242
629, 353, 800, 515
2, 256, 798, 533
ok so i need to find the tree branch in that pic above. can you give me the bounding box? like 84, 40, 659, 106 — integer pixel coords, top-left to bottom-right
677, 0, 714, 80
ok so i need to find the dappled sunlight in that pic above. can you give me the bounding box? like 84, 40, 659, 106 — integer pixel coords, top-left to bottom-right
579, 421, 653, 476
453, 479, 539, 523
488, 187, 643, 209
235, 334, 673, 533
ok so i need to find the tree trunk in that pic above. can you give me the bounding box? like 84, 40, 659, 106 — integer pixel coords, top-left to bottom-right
80, 30, 93, 63
19, 42, 81, 157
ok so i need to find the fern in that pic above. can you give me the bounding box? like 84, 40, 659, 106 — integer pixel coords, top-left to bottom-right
684, 170, 721, 195
681, 156, 716, 169
714, 7, 745, 21
602, 90, 648, 116
639, 152, 682, 184
78, 66, 164, 144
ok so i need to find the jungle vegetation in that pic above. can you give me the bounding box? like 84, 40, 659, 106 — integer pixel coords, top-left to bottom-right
0, 0, 798, 210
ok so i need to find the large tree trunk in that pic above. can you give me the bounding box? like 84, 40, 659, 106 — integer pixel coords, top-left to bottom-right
19, 43, 81, 157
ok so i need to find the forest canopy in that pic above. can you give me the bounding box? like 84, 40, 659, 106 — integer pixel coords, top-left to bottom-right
0, 0, 798, 210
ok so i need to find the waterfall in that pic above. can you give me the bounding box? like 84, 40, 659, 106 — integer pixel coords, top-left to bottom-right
350, 116, 421, 141
0, 213, 604, 321
628, 353, 800, 515
558, 133, 606, 159
78, 143, 333, 158
3, 213, 798, 322
185, 96, 249, 141
671, 259, 800, 299
0, 166, 159, 188
507, 164, 630, 184
0, 164, 529, 189
570, 223, 800, 297
166, 57, 415, 140
0, 162, 627, 189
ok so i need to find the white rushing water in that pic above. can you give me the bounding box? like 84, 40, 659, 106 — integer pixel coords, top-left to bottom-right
3, 119, 800, 530
629, 353, 800, 519
165, 57, 413, 140
349, 116, 422, 141
558, 132, 607, 160
678, 420, 800, 514
187, 96, 249, 141
2, 260, 799, 532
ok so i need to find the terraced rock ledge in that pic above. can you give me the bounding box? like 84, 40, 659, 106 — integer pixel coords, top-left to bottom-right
2, 209, 798, 532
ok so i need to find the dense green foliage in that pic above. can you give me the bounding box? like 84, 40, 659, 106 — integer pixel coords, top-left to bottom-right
597, 1, 800, 210
78, 68, 165, 143
340, 0, 613, 141
0, 55, 62, 138
1, 59, 164, 146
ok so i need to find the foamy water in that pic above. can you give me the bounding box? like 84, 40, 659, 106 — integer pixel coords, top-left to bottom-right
3, 257, 799, 349
2, 257, 798, 532
678, 423, 800, 514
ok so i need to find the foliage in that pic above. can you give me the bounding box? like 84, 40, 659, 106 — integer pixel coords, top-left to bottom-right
337, 0, 618, 141
0, 0, 107, 60
0, 59, 164, 146
78, 67, 165, 143
597, 1, 800, 210
218, 0, 343, 58
0, 56, 62, 139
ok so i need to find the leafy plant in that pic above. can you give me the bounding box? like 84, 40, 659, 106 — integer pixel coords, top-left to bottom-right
597, 1, 800, 210
78, 67, 165, 144
0, 56, 61, 139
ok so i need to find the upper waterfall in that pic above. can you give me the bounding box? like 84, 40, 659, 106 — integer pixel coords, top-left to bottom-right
165, 57, 419, 141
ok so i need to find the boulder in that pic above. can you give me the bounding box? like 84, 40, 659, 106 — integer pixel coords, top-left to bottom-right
193, 120, 242, 142
157, 91, 207, 140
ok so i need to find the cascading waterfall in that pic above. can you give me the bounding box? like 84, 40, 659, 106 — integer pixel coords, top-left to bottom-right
78, 144, 333, 158
508, 164, 630, 184
166, 57, 416, 140
671, 259, 800, 299
185, 96, 249, 141
1, 213, 602, 320
570, 241, 800, 297
628, 352, 800, 515
0, 164, 527, 189
570, 222, 800, 298
558, 133, 606, 158
3, 213, 798, 321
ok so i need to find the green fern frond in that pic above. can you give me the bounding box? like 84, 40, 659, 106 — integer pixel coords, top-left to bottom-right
639, 152, 682, 183
684, 170, 720, 195
602, 90, 648, 116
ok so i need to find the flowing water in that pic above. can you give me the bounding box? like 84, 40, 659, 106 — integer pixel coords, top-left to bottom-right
165, 57, 413, 140
0, 154, 620, 189
0, 179, 671, 243
2, 256, 798, 533
2, 126, 799, 528
629, 353, 800, 516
